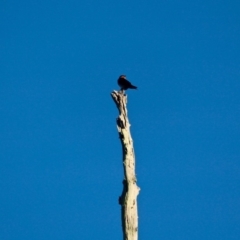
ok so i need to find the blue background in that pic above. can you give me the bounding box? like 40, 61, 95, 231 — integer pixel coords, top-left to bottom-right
1, 0, 240, 239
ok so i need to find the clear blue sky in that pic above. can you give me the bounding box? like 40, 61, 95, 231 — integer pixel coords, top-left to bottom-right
1, 0, 240, 239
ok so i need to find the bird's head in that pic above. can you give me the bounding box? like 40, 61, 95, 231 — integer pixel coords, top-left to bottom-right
119, 75, 126, 79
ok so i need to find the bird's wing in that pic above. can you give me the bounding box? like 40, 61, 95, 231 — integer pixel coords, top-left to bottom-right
123, 79, 132, 85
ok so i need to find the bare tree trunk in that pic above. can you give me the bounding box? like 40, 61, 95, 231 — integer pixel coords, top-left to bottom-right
111, 90, 140, 240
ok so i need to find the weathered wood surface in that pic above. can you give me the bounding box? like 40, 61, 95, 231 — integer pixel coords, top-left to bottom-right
111, 90, 140, 240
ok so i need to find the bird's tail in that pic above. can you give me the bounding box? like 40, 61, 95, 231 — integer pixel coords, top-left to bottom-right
130, 85, 137, 89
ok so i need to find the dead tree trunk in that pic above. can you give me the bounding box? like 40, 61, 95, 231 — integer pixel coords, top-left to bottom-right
111, 90, 140, 240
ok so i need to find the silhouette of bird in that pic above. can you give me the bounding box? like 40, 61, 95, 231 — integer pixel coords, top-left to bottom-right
117, 75, 137, 91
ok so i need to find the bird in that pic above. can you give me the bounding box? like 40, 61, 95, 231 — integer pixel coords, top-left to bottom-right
117, 75, 137, 91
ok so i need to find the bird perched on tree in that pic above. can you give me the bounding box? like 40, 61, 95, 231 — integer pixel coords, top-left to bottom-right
118, 75, 137, 91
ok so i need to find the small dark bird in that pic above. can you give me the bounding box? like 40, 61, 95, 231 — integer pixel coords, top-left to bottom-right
118, 75, 137, 91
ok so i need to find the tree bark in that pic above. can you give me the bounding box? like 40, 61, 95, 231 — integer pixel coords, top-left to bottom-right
111, 90, 140, 240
